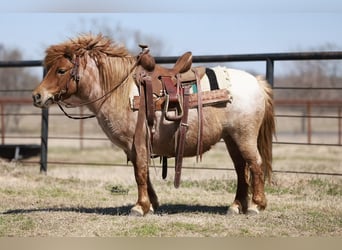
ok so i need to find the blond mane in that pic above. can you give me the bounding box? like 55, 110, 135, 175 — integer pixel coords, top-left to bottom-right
44, 34, 136, 109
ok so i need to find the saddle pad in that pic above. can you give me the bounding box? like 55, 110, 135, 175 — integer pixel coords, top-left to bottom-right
189, 66, 231, 94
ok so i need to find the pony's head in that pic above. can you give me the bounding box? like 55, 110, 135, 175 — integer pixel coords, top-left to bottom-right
32, 51, 80, 108
32, 34, 133, 108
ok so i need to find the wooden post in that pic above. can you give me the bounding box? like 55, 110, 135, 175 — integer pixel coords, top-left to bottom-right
306, 102, 311, 144
1, 103, 4, 145
338, 106, 341, 145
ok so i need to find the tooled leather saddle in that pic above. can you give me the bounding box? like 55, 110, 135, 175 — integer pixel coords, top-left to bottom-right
133, 45, 231, 188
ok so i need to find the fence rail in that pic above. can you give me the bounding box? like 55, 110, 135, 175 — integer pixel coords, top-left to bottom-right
1, 51, 342, 176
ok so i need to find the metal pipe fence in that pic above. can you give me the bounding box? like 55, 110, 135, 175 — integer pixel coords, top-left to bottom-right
0, 51, 342, 176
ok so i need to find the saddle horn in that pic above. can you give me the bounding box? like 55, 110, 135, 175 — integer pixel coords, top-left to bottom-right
137, 44, 155, 71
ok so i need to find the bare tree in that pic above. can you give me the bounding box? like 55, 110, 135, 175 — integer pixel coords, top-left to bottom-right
0, 45, 40, 131
73, 18, 167, 56
274, 43, 342, 101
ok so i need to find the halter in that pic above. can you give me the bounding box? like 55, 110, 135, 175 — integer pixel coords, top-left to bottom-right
56, 54, 140, 120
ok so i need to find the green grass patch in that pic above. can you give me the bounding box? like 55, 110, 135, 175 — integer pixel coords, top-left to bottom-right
0, 215, 36, 236
166, 179, 236, 193
35, 187, 71, 199
125, 223, 161, 236
296, 210, 342, 234
170, 221, 197, 231
308, 178, 342, 196
265, 185, 293, 195
265, 178, 342, 197
0, 186, 78, 200
106, 184, 129, 195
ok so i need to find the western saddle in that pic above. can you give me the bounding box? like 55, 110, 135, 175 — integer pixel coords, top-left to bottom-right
133, 45, 231, 188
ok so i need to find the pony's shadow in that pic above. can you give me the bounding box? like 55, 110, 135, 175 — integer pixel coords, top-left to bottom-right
2, 204, 228, 216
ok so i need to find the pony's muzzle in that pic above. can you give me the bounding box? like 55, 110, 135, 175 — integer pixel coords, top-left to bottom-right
32, 92, 53, 108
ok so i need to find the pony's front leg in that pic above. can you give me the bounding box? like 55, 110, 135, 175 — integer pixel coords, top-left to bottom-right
130, 100, 158, 215
130, 161, 159, 216
130, 159, 151, 216
147, 172, 159, 211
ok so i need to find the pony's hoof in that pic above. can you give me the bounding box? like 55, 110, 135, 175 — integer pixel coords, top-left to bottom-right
129, 204, 154, 216
130, 205, 144, 216
227, 205, 240, 215
148, 204, 154, 214
247, 205, 260, 215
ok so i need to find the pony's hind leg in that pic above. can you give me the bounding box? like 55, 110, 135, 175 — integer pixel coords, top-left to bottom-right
224, 136, 249, 214
224, 135, 267, 215
239, 141, 267, 214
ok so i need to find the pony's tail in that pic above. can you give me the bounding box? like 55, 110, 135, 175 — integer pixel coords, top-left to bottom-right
257, 76, 276, 183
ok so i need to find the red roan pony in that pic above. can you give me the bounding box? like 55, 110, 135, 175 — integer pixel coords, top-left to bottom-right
32, 34, 275, 216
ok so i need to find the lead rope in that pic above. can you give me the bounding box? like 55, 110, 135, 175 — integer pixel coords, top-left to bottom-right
57, 103, 96, 120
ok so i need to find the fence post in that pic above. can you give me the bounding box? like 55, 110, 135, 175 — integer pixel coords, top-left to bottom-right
266, 58, 274, 87
40, 68, 49, 173
40, 108, 49, 173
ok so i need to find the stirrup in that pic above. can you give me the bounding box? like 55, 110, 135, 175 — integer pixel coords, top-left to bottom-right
164, 94, 183, 121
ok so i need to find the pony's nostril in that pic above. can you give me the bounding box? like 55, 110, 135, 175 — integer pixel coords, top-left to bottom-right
33, 93, 41, 103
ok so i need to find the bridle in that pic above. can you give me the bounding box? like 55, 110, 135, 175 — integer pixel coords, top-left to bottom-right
55, 54, 141, 120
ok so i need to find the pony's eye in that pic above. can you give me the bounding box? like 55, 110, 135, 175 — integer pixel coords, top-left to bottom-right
57, 68, 67, 75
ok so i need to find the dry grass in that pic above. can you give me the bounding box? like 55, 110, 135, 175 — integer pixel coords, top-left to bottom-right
0, 144, 341, 237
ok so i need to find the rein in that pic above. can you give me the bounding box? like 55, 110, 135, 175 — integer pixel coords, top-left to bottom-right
57, 54, 141, 120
